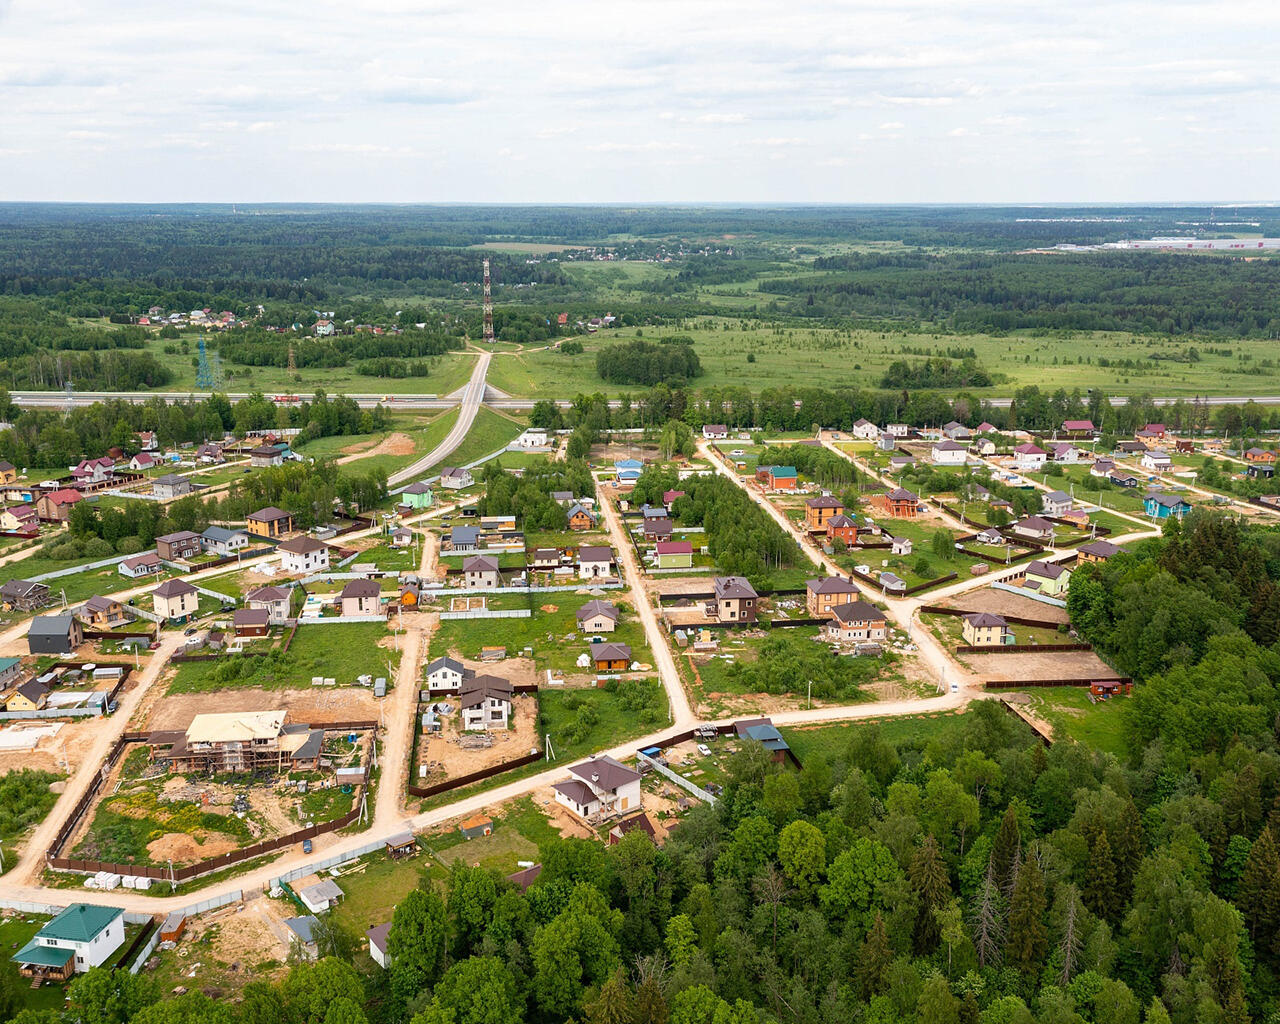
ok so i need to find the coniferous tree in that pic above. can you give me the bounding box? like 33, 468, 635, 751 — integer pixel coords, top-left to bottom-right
909, 836, 951, 954
1081, 830, 1118, 922
1006, 854, 1048, 978
853, 913, 893, 1000
970, 862, 1005, 969
990, 805, 1021, 893
1237, 827, 1280, 957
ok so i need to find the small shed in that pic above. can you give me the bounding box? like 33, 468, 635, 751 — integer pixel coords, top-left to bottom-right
298, 878, 344, 914
460, 815, 494, 840
385, 832, 418, 859
160, 912, 186, 943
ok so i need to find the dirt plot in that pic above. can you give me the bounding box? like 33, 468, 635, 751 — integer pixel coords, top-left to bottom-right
936, 587, 1071, 624
143, 686, 381, 732
964, 648, 1116, 682
0, 717, 99, 775
338, 431, 417, 461
149, 898, 292, 995
418, 691, 539, 782
652, 578, 716, 598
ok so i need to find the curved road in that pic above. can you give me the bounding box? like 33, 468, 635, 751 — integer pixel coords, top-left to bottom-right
387, 350, 491, 487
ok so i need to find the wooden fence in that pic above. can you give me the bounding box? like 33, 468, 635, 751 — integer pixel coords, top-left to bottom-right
955, 642, 1093, 655
983, 676, 1131, 690
918, 605, 1066, 630
407, 748, 545, 799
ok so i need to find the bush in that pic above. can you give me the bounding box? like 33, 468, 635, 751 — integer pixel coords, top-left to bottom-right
83, 537, 114, 559
116, 536, 144, 555
560, 340, 584, 355
45, 540, 81, 561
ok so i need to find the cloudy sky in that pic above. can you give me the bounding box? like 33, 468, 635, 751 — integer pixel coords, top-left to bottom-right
1, 0, 1276, 203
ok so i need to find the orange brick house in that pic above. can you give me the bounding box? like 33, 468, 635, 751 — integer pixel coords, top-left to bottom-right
804, 495, 844, 531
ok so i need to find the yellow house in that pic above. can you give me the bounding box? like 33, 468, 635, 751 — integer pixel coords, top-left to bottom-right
0, 461, 16, 485
1024, 560, 1072, 597
6, 680, 48, 712
962, 612, 1013, 646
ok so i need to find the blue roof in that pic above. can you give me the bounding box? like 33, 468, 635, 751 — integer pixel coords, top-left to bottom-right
615, 459, 643, 470
743, 724, 789, 751
769, 466, 798, 477
40, 903, 122, 943
285, 916, 321, 944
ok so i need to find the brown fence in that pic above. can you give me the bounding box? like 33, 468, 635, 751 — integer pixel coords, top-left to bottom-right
918, 605, 1064, 629
407, 748, 545, 799
955, 642, 1093, 655
983, 676, 1131, 690
83, 629, 154, 641
901, 572, 959, 596
191, 546, 275, 573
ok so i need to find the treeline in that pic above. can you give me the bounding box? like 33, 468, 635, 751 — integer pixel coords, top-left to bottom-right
475, 458, 595, 531
880, 358, 995, 389
769, 444, 860, 491
763, 250, 1280, 337
630, 468, 798, 586
0, 348, 171, 391
596, 339, 703, 386
217, 329, 461, 371
355, 358, 433, 379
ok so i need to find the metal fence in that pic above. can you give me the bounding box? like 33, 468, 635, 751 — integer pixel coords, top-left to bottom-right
29, 552, 134, 581
637, 750, 717, 805
438, 608, 532, 621
990, 581, 1068, 608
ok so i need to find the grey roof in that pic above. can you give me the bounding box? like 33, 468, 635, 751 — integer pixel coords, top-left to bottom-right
578, 545, 613, 562
248, 506, 292, 522
202, 526, 245, 543
714, 576, 757, 600
831, 600, 885, 624
1027, 560, 1068, 580
964, 611, 1008, 627
1146, 492, 1189, 509
366, 922, 391, 954
567, 502, 596, 521
451, 526, 481, 545
568, 754, 641, 791
1044, 490, 1071, 503
29, 614, 75, 637
742, 723, 789, 751
153, 474, 189, 487
14, 680, 48, 704
156, 530, 199, 543
285, 916, 321, 944
300, 879, 343, 904
403, 481, 433, 495
1, 580, 47, 599
577, 599, 619, 622
463, 554, 499, 572
426, 655, 467, 675
807, 576, 859, 596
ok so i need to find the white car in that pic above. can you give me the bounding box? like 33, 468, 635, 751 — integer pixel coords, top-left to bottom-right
730, 449, 744, 457
696, 743, 712, 757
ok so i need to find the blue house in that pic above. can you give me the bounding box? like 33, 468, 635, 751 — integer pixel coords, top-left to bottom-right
1144, 492, 1191, 520
615, 459, 643, 483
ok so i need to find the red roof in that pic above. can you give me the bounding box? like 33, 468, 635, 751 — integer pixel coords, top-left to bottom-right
1062, 420, 1094, 431
656, 541, 693, 555
44, 489, 83, 505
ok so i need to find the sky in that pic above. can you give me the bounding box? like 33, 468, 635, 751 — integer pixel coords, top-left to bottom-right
1, 0, 1277, 203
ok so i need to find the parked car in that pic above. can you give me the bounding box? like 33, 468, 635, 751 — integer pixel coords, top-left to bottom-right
302, 839, 313, 854
697, 743, 712, 757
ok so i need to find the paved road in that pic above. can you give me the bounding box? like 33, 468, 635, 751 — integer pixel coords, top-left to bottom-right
387, 351, 491, 487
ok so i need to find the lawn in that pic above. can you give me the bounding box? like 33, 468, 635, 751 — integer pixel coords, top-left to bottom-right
340, 409, 462, 481
538, 678, 669, 761
781, 709, 980, 763
353, 541, 420, 572
437, 407, 528, 470
0, 769, 63, 873
1032, 687, 1130, 757
0, 915, 71, 1014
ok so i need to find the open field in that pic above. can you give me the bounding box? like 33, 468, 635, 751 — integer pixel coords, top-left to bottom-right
1022, 686, 1130, 756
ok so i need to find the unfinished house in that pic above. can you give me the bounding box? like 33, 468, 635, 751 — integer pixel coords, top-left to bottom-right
152, 711, 324, 773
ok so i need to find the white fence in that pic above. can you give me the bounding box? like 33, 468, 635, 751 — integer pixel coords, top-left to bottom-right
0, 706, 101, 721
637, 750, 718, 805
30, 553, 133, 582
990, 580, 1068, 608
270, 839, 389, 889
296, 614, 387, 625
439, 608, 532, 621
194, 584, 237, 604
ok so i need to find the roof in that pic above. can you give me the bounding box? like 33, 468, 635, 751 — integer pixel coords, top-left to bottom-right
250, 445, 282, 457
366, 922, 392, 955
714, 575, 757, 600
1079, 540, 1121, 558
742, 723, 789, 751
153, 578, 197, 599
43, 488, 82, 504
554, 779, 597, 805
248, 506, 292, 522
826, 514, 857, 528
1026, 560, 1068, 580
186, 710, 286, 743
1044, 490, 1071, 503
1062, 420, 1095, 431
247, 585, 290, 603
426, 655, 467, 675
403, 481, 433, 495
14, 680, 47, 704
964, 611, 1007, 627
29, 614, 75, 637
831, 600, 885, 624
340, 579, 381, 599
1146, 492, 1189, 509
0, 656, 18, 674
579, 545, 613, 562
934, 440, 966, 451
1, 579, 46, 598
463, 554, 499, 572
577, 599, 619, 622
655, 540, 693, 556
157, 530, 199, 544
83, 595, 120, 614
285, 916, 321, 944
39, 903, 123, 943
885, 488, 918, 502
1017, 516, 1055, 531
451, 526, 481, 544
12, 940, 74, 968
299, 879, 343, 904
807, 576, 859, 595
459, 675, 514, 707
567, 502, 596, 521
1014, 443, 1046, 455
122, 552, 160, 569
278, 536, 325, 554
569, 754, 641, 791
591, 641, 632, 663
386, 831, 417, 849
461, 814, 493, 830
234, 608, 270, 628
440, 466, 470, 479
767, 465, 797, 477
153, 474, 189, 487
805, 495, 843, 509
202, 526, 245, 543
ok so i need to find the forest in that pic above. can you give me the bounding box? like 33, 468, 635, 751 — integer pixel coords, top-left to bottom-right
596, 340, 705, 387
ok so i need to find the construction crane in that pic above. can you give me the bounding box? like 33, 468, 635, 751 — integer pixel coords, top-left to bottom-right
482, 259, 495, 344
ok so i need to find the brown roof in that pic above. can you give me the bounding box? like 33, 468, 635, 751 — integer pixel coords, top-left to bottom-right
459, 674, 513, 708
568, 754, 641, 792
831, 600, 886, 624
805, 495, 843, 509
278, 536, 325, 554
340, 579, 381, 599
590, 641, 631, 663
153, 579, 196, 598
964, 611, 1007, 627
248, 506, 292, 522
714, 576, 757, 600
806, 576, 859, 596
247, 586, 291, 604
463, 554, 499, 572
234, 608, 270, 628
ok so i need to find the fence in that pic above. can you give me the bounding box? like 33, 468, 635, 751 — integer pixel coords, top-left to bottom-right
918, 605, 1064, 630
128, 923, 163, 974
83, 628, 154, 641
637, 750, 717, 805
269, 837, 392, 890
990, 581, 1067, 608
113, 917, 158, 972
955, 642, 1092, 655
29, 552, 135, 582
407, 748, 545, 799
439, 608, 532, 621
296, 614, 387, 625
983, 676, 1131, 690
0, 705, 101, 721
193, 584, 237, 604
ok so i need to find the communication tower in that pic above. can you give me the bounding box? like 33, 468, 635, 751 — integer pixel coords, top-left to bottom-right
482, 259, 495, 343
195, 334, 216, 390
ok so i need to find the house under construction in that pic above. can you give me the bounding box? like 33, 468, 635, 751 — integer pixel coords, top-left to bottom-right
149, 710, 324, 774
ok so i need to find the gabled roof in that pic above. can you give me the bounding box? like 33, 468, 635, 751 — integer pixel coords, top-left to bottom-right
1145, 491, 1189, 509
450, 526, 481, 544
285, 916, 321, 944
459, 674, 513, 707
340, 579, 381, 599
577, 599, 619, 622
234, 608, 271, 628
1062, 419, 1094, 431
278, 536, 325, 555
1044, 490, 1071, 503
202, 526, 245, 543
15, 680, 47, 705
590, 641, 632, 662
1014, 443, 1046, 455
885, 488, 918, 501
156, 530, 200, 544
29, 614, 75, 636
402, 481, 433, 495
578, 545, 613, 562
826, 514, 857, 528
43, 488, 82, 505
153, 473, 189, 487
767, 465, 797, 477
568, 754, 641, 791
83, 595, 120, 614
39, 903, 123, 943
426, 655, 467, 676
1079, 540, 1121, 558
567, 502, 596, 520
121, 551, 160, 570
1, 579, 46, 598
463, 554, 499, 572
153, 578, 197, 598
247, 585, 291, 605
806, 576, 859, 595
1016, 515, 1055, 531
655, 540, 693, 555
831, 600, 885, 624
934, 440, 966, 452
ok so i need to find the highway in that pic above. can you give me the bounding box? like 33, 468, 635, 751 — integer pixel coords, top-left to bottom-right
386, 350, 491, 486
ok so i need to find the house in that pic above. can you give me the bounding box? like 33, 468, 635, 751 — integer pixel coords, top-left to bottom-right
554, 755, 642, 821
389, 527, 413, 548
826, 600, 888, 643
449, 526, 481, 552
877, 433, 896, 451
763, 466, 797, 491
806, 576, 860, 619
233, 608, 271, 638
118, 551, 161, 578
962, 612, 1014, 646
642, 517, 674, 541
551, 491, 575, 506
1012, 516, 1056, 542
439, 466, 474, 490
0, 579, 50, 611
158, 711, 324, 773
152, 473, 192, 499
70, 457, 114, 485
891, 536, 912, 556
942, 421, 972, 441
464, 554, 501, 589
12, 904, 125, 982
887, 455, 915, 471
826, 514, 859, 546
201, 526, 249, 555
702, 424, 729, 440
1024, 560, 1072, 597
0, 461, 15, 485
1141, 450, 1173, 472
246, 506, 294, 538
459, 675, 513, 731
425, 656, 474, 694
1078, 540, 1122, 564
663, 489, 686, 505
1090, 679, 1134, 699
530, 548, 560, 571
590, 642, 631, 672
365, 923, 392, 970
736, 720, 792, 763
278, 536, 329, 574
976, 421, 999, 434
250, 445, 284, 468
1248, 463, 1276, 480
155, 530, 201, 561
614, 459, 643, 484
27, 614, 82, 655
6, 680, 49, 712
80, 595, 127, 628
1051, 444, 1083, 465
1244, 447, 1276, 463
153, 578, 199, 623
609, 813, 660, 847
196, 443, 225, 464
710, 576, 757, 622
1041, 490, 1072, 517
298, 879, 344, 914
400, 481, 434, 509
577, 600, 619, 634
460, 815, 494, 839
850, 418, 879, 441
578, 546, 614, 580
872, 488, 920, 519
804, 495, 844, 531
1109, 471, 1139, 488
129, 452, 158, 472
970, 438, 997, 457
1061, 419, 1096, 438
975, 527, 1005, 546
1091, 459, 1115, 478
1144, 492, 1191, 520
247, 585, 292, 623
887, 423, 909, 437
1115, 440, 1148, 455
285, 917, 321, 960
314, 319, 337, 337
0, 657, 22, 690
513, 428, 549, 448
655, 540, 693, 569
340, 579, 382, 616
932, 440, 967, 466
35, 488, 83, 522
567, 503, 597, 530
1013, 444, 1047, 471
0, 504, 39, 535
1140, 423, 1166, 440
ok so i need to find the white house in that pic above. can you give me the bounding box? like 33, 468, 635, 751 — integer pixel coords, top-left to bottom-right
932, 440, 968, 466
887, 424, 909, 437
200, 526, 249, 555
460, 675, 513, 731
152, 578, 198, 623
464, 554, 501, 589
1141, 450, 1173, 472
278, 536, 329, 574
425, 656, 473, 694
1041, 490, 1073, 517
129, 452, 159, 472
701, 424, 729, 440
246, 585, 292, 624
1013, 443, 1047, 471
512, 429, 550, 449
578, 546, 614, 580
439, 466, 473, 490
553, 755, 642, 821
366, 923, 391, 970
118, 551, 161, 578
12, 904, 125, 980
1051, 444, 1084, 465
850, 418, 878, 441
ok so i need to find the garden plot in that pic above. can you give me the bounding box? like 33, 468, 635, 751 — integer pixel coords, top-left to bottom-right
933, 586, 1071, 624
416, 687, 539, 786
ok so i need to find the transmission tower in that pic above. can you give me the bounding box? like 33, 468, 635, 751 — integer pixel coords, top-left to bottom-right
482, 258, 495, 343
63, 378, 74, 413
194, 334, 216, 390
287, 340, 297, 377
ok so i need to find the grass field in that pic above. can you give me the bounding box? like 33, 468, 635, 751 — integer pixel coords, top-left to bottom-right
1032, 687, 1130, 756
436, 407, 527, 470
781, 710, 979, 762
0, 915, 73, 1013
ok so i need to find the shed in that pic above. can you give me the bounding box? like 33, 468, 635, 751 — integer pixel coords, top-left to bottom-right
460, 814, 494, 839
386, 832, 418, 859
298, 878, 344, 914
160, 912, 186, 943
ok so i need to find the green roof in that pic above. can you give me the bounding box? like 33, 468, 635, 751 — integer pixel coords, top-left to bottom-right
0, 657, 18, 673
40, 903, 122, 943
769, 466, 797, 477
13, 940, 73, 968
